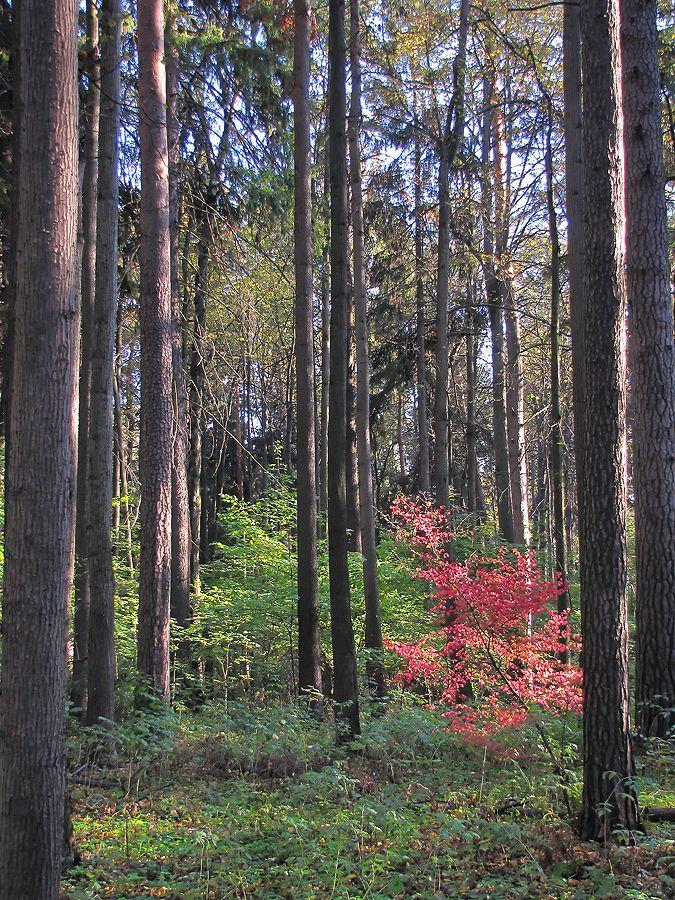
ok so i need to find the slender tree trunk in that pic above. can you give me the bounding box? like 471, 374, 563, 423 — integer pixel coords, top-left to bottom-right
166, 20, 191, 629
413, 96, 430, 493
482, 76, 513, 543
349, 0, 386, 700
620, 0, 675, 738
319, 157, 330, 521
113, 313, 134, 570
294, 0, 322, 696
544, 103, 570, 650
328, 0, 360, 739
86, 0, 121, 726
563, 0, 586, 542
0, 0, 79, 893
188, 207, 208, 592
234, 380, 245, 501
71, 0, 100, 711
491, 81, 529, 544
433, 0, 470, 508
137, 0, 173, 702
578, 0, 640, 840
345, 351, 362, 551
466, 323, 478, 515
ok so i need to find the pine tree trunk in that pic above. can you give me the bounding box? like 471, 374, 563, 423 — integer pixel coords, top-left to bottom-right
294, 0, 322, 697
0, 0, 79, 892
413, 95, 431, 493
349, 0, 386, 700
620, 0, 675, 739
544, 102, 570, 648
319, 156, 330, 521
72, 0, 100, 712
166, 21, 191, 629
137, 0, 173, 702
86, 0, 121, 726
328, 0, 360, 739
578, 0, 640, 840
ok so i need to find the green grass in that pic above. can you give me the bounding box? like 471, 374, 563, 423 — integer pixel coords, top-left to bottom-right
62, 701, 674, 899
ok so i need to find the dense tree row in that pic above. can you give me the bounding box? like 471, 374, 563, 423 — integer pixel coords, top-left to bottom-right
0, 0, 673, 893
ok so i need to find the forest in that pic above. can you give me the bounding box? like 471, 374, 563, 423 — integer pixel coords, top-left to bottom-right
0, 0, 673, 896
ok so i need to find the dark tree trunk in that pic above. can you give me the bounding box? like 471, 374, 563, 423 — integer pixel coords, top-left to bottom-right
328, 0, 360, 739
86, 0, 121, 726
137, 0, 173, 702
578, 0, 640, 840
345, 354, 361, 552
319, 157, 330, 521
0, 0, 79, 893
433, 0, 470, 508
188, 206, 209, 593
413, 93, 430, 493
544, 101, 570, 633
620, 0, 675, 739
71, 0, 100, 712
293, 0, 322, 696
166, 20, 191, 629
349, 0, 386, 700
113, 311, 134, 570
482, 76, 513, 544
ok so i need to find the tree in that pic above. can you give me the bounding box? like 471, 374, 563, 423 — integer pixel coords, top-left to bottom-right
0, 0, 79, 893
166, 15, 192, 631
86, 0, 122, 726
328, 0, 360, 739
293, 0, 322, 696
578, 0, 640, 840
137, 0, 174, 702
72, 0, 100, 711
620, 0, 675, 738
433, 0, 470, 508
348, 0, 386, 700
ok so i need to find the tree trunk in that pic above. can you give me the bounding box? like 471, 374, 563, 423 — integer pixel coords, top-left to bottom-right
0, 0, 79, 893
319, 155, 330, 521
345, 352, 361, 552
328, 0, 360, 739
294, 0, 322, 697
113, 312, 134, 570
466, 323, 478, 515
71, 0, 100, 712
482, 76, 513, 544
137, 0, 173, 703
413, 94, 431, 493
166, 20, 191, 629
86, 0, 121, 726
578, 0, 640, 840
563, 0, 586, 542
349, 0, 386, 701
544, 102, 570, 654
433, 0, 470, 508
620, 0, 675, 739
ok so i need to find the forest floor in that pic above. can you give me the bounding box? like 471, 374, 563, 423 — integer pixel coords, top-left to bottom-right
62, 702, 674, 899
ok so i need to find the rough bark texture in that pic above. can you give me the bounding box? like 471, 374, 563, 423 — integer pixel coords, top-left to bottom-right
0, 0, 79, 893
319, 155, 330, 521
137, 0, 173, 702
166, 20, 191, 629
349, 0, 386, 701
294, 0, 322, 696
578, 0, 640, 840
620, 0, 675, 738
86, 0, 121, 726
328, 0, 360, 739
563, 0, 586, 566
72, 0, 100, 711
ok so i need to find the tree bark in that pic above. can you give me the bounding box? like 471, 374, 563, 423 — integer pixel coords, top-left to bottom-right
86, 0, 122, 726
482, 75, 513, 544
328, 0, 360, 739
578, 0, 640, 840
620, 0, 675, 739
433, 0, 470, 508
319, 154, 330, 522
349, 0, 386, 701
413, 93, 431, 494
0, 0, 79, 893
166, 20, 191, 630
137, 0, 173, 702
71, 0, 100, 712
294, 0, 322, 696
